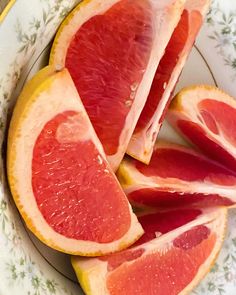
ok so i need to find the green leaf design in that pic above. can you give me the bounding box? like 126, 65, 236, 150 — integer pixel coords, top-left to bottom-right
207, 0, 236, 79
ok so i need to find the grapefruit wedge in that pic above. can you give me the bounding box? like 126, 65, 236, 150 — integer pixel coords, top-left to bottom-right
49, 0, 186, 171
7, 66, 143, 255
167, 85, 236, 172
117, 141, 236, 209
72, 207, 227, 295
127, 0, 210, 164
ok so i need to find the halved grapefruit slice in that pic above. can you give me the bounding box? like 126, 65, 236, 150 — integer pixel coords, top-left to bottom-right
49, 0, 186, 171
127, 0, 210, 164
7, 66, 143, 255
167, 85, 236, 172
117, 141, 236, 209
72, 207, 227, 295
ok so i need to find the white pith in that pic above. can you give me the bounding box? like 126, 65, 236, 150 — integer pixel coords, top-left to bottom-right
9, 69, 143, 255
168, 86, 236, 158
127, 0, 211, 164
50, 0, 186, 171
72, 207, 227, 295
179, 207, 226, 294
121, 142, 236, 202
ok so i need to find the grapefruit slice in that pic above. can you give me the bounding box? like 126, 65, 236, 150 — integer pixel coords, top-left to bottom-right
167, 85, 236, 172
7, 66, 143, 255
72, 207, 227, 295
117, 141, 236, 209
127, 0, 210, 164
49, 0, 186, 171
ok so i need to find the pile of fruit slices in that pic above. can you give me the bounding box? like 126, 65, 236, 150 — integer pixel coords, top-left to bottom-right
6, 0, 236, 294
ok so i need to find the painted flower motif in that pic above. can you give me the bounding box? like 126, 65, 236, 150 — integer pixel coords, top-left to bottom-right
0, 0, 236, 295
206, 0, 236, 80
0, 1, 80, 294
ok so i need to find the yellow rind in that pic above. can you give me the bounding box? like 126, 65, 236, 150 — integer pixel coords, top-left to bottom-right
71, 207, 228, 295
49, 0, 92, 66
0, 0, 16, 23
7, 66, 143, 255
7, 68, 80, 254
71, 256, 93, 295
116, 159, 135, 187
7, 65, 54, 150
169, 84, 234, 111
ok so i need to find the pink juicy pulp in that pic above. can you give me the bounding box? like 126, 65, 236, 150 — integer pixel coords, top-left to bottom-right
177, 120, 236, 171
199, 99, 236, 145
134, 209, 202, 246
100, 208, 202, 269
32, 111, 131, 243
174, 98, 236, 171
135, 147, 236, 184
65, 0, 154, 156
134, 9, 189, 134
107, 238, 215, 295
129, 189, 234, 208
106, 225, 215, 295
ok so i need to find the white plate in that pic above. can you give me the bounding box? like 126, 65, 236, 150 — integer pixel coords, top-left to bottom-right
0, 0, 236, 294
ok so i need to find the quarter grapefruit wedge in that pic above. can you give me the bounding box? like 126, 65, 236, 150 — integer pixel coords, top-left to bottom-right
72, 207, 227, 295
49, 0, 186, 171
7, 66, 143, 255
167, 85, 236, 172
117, 141, 236, 209
127, 0, 210, 164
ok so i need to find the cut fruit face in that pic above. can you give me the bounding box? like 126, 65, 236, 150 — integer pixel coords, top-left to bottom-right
7, 66, 143, 255
127, 0, 210, 164
117, 141, 236, 209
167, 85, 236, 172
72, 207, 227, 295
49, 0, 186, 171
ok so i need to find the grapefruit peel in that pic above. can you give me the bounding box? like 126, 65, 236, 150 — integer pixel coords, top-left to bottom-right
7, 66, 143, 256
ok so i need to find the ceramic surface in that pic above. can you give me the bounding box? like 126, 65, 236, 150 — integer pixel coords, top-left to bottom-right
0, 1, 236, 294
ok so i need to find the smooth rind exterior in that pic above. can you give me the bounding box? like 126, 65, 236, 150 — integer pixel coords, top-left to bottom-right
72, 207, 227, 295
7, 67, 143, 256
50, 0, 186, 171
167, 85, 236, 161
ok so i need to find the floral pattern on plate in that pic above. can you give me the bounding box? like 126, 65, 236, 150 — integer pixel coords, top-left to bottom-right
0, 0, 236, 294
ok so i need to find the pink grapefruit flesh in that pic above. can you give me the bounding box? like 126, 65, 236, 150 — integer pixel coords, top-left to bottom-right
128, 189, 234, 208
106, 227, 215, 295
32, 111, 130, 243
133, 208, 202, 246
99, 208, 203, 266
133, 9, 189, 133
167, 85, 236, 172
118, 141, 236, 209
72, 207, 227, 295
65, 0, 154, 157
127, 0, 210, 164
50, 0, 186, 170
7, 67, 143, 255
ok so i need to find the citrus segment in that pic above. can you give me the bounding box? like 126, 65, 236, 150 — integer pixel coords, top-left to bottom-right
134, 208, 202, 246
7, 67, 143, 255
50, 0, 186, 170
72, 207, 227, 295
65, 0, 153, 157
32, 111, 129, 243
127, 0, 210, 164
131, 9, 189, 133
106, 231, 215, 295
128, 189, 234, 208
117, 141, 236, 209
167, 85, 236, 171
